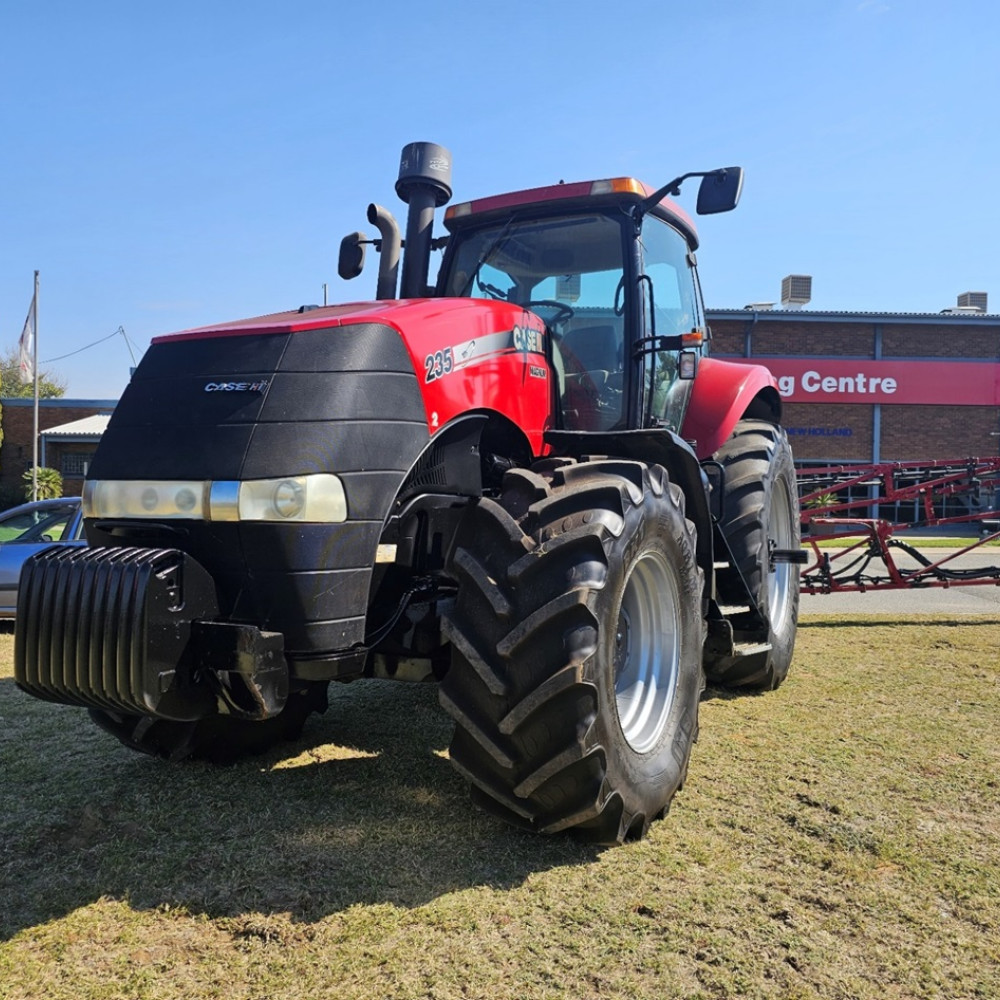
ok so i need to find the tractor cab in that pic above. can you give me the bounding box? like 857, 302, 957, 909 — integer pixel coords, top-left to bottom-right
436, 173, 740, 436
338, 143, 742, 439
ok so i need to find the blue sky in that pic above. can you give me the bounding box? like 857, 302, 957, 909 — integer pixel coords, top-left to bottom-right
1, 0, 997, 399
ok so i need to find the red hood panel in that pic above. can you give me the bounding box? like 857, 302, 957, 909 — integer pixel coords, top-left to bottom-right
150, 296, 555, 457
153, 298, 456, 343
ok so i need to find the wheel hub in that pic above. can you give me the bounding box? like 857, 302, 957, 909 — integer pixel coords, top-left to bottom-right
613, 550, 681, 755
768, 479, 795, 630
614, 608, 632, 682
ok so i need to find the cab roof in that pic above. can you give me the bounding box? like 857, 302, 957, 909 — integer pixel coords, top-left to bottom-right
443, 177, 700, 249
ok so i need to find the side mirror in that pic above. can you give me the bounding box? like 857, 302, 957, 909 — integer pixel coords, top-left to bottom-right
696, 168, 744, 215
338, 232, 367, 280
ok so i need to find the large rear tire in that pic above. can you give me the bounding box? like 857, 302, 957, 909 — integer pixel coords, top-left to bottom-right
440, 459, 705, 844
706, 419, 800, 690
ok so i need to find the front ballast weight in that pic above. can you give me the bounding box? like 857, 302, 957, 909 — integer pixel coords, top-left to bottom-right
14, 546, 289, 724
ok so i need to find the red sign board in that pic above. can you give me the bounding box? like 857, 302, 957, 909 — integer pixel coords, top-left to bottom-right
753, 359, 1000, 405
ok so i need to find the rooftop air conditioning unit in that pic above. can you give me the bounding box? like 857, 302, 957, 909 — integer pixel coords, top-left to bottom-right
957, 291, 987, 312
781, 274, 812, 310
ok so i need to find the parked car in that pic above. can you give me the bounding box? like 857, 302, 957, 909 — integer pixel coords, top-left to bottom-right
0, 497, 85, 618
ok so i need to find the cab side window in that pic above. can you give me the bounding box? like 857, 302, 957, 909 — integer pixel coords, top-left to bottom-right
639, 217, 703, 430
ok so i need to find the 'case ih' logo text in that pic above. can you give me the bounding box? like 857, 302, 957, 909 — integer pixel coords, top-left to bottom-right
204, 380, 269, 393
512, 324, 543, 355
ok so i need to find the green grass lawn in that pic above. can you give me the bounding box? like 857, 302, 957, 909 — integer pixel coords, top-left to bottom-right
1, 617, 998, 999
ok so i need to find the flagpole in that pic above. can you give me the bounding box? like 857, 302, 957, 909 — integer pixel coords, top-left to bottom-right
32, 270, 39, 503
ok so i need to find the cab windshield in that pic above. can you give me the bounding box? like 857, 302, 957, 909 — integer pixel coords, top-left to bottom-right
441, 212, 627, 431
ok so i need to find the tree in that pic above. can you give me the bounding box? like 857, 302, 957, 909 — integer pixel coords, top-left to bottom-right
23, 466, 63, 500
0, 347, 67, 399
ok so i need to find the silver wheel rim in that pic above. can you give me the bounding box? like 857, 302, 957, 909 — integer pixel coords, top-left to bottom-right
614, 549, 681, 754
769, 477, 795, 632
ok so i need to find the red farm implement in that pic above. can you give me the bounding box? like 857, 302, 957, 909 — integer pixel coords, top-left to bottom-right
798, 456, 1000, 594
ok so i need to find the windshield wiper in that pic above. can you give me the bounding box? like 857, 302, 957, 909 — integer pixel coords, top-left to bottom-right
457, 213, 519, 297
475, 277, 509, 301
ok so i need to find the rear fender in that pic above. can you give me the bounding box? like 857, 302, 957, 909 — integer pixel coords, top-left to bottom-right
681, 357, 781, 459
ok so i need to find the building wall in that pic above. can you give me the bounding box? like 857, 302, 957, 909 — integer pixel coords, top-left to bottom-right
0, 399, 115, 503
710, 320, 878, 358
880, 404, 999, 461
712, 315, 1000, 360
43, 442, 99, 497
708, 314, 1000, 464
754, 323, 876, 358
781, 402, 874, 462
881, 324, 1000, 358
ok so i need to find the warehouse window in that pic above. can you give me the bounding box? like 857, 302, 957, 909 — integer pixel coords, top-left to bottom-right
61, 452, 95, 477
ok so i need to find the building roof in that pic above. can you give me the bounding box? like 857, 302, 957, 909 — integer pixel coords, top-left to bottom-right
0, 397, 118, 408
39, 415, 111, 438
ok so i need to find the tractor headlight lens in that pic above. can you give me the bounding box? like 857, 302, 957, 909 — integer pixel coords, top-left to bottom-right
83, 480, 208, 519
236, 475, 346, 522
175, 487, 199, 513
83, 474, 348, 523
273, 480, 305, 518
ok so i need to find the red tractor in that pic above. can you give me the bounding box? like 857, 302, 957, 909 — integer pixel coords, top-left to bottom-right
15, 143, 801, 843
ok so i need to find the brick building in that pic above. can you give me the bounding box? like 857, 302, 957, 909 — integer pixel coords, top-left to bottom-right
705, 307, 1000, 465
0, 398, 117, 503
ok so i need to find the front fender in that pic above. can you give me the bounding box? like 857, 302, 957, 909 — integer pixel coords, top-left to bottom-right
681, 357, 781, 459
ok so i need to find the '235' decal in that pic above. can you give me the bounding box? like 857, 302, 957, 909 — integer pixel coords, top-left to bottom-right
424, 347, 454, 383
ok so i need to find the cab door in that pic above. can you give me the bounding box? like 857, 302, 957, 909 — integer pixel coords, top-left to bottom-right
637, 215, 705, 432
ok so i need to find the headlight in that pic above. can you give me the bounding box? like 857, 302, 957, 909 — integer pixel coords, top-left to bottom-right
83, 480, 208, 520
236, 475, 346, 522
83, 474, 348, 523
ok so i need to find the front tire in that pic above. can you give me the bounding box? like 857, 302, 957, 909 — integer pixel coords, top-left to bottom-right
440, 459, 705, 844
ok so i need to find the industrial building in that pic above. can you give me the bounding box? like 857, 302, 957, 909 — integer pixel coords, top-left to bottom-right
707, 280, 1000, 466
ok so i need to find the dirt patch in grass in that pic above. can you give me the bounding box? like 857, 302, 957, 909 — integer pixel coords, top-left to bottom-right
1, 619, 998, 999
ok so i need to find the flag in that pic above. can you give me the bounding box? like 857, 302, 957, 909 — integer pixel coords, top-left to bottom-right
18, 296, 34, 384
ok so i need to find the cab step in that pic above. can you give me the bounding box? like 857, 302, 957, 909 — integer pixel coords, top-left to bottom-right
733, 641, 773, 658
718, 604, 751, 617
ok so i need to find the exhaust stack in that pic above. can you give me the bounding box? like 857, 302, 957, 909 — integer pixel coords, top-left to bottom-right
366, 203, 401, 299
396, 142, 452, 298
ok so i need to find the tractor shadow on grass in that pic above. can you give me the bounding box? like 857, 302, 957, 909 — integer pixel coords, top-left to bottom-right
0, 677, 602, 938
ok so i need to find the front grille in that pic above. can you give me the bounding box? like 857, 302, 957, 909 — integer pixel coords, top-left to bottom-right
15, 546, 219, 720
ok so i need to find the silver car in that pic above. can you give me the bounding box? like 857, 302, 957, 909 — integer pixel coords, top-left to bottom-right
0, 497, 85, 618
